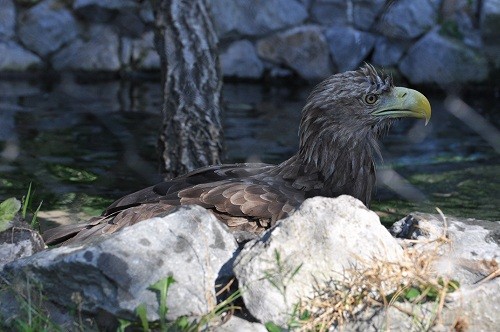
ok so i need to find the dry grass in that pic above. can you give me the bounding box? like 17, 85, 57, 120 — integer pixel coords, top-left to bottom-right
296, 214, 461, 331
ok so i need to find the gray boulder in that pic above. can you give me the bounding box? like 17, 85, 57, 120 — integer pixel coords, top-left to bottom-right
129, 31, 161, 70
371, 36, 408, 67
339, 213, 500, 331
311, 0, 385, 30
211, 0, 308, 38
17, 0, 79, 57
390, 212, 500, 285
220, 40, 264, 79
52, 25, 121, 71
73, 0, 137, 22
0, 41, 42, 71
0, 0, 16, 39
2, 206, 238, 321
0, 219, 45, 270
233, 196, 405, 326
215, 316, 268, 332
480, 0, 500, 67
480, 0, 500, 38
325, 26, 376, 72
377, 0, 438, 39
337, 277, 500, 331
256, 25, 333, 80
399, 29, 489, 85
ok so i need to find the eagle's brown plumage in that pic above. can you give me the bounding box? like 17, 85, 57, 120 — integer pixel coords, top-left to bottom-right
43, 64, 431, 245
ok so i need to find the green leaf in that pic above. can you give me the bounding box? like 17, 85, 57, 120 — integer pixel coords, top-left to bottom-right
447, 279, 460, 292
404, 287, 421, 301
265, 321, 283, 332
426, 286, 439, 300
175, 316, 190, 329
149, 275, 176, 329
0, 197, 21, 231
136, 304, 149, 332
117, 319, 131, 332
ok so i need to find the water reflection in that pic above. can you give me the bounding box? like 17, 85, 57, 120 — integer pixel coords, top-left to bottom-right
0, 75, 498, 222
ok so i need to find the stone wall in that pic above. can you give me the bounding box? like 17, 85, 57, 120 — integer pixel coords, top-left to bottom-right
0, 0, 498, 85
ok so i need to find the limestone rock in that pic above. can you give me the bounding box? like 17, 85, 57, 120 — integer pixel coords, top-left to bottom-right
390, 212, 500, 285
377, 0, 439, 39
399, 29, 489, 85
220, 40, 264, 79
233, 196, 405, 326
2, 206, 238, 321
0, 0, 16, 39
211, 0, 308, 38
52, 25, 121, 71
17, 0, 79, 57
311, 0, 385, 30
340, 210, 500, 332
0, 41, 42, 71
0, 219, 45, 270
257, 25, 332, 80
215, 316, 268, 332
325, 26, 376, 72
441, 278, 500, 331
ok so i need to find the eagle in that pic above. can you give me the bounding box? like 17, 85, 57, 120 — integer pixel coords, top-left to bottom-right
43, 64, 431, 245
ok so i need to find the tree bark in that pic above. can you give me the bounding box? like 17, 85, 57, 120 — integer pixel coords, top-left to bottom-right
152, 0, 223, 179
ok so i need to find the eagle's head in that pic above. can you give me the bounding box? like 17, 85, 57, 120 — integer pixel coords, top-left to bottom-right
298, 64, 432, 205
299, 64, 431, 152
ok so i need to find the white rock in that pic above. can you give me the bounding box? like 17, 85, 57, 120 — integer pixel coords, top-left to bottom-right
3, 206, 238, 321
234, 196, 405, 326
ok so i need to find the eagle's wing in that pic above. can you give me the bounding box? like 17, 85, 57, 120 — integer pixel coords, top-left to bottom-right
43, 163, 304, 245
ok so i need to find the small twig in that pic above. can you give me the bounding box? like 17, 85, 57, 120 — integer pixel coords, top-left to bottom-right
477, 268, 500, 285
215, 278, 235, 296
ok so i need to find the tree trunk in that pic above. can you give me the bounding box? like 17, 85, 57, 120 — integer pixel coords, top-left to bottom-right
152, 0, 223, 179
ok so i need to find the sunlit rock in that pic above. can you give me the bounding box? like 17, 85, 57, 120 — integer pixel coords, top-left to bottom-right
234, 196, 405, 326
0, 216, 45, 270
2, 206, 238, 321
390, 212, 500, 285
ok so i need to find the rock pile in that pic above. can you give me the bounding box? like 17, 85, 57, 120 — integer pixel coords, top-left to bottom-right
0, 0, 498, 84
1, 196, 499, 330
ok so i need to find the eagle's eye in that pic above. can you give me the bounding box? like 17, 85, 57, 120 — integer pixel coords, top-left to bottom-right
364, 94, 378, 105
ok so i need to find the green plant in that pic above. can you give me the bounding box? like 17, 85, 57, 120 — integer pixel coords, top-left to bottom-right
263, 249, 303, 297
0, 276, 63, 332
0, 197, 21, 232
149, 275, 176, 330
121, 276, 242, 331
21, 183, 43, 231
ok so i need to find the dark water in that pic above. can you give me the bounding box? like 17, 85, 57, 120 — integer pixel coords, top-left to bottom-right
0, 74, 499, 226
